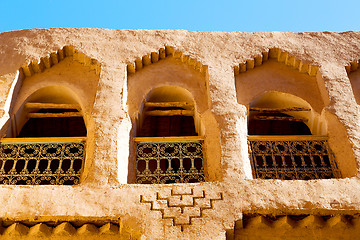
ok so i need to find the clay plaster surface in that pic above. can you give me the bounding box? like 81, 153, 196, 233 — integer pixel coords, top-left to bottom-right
0, 29, 360, 239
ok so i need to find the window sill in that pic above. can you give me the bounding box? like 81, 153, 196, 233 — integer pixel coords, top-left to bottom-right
0, 136, 86, 143
134, 136, 204, 142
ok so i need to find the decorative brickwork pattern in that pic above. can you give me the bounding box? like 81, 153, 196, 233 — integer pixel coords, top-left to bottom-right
127, 46, 208, 76
234, 48, 319, 76
0, 220, 141, 239
239, 214, 357, 228
140, 189, 223, 231
229, 214, 360, 240
20, 45, 101, 78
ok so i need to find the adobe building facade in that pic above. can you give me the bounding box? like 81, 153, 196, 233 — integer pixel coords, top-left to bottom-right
0, 28, 359, 239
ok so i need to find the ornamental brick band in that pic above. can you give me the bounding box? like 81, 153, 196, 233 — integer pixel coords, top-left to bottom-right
140, 188, 223, 231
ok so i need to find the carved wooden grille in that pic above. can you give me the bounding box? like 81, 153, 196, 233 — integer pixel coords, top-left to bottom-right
248, 136, 340, 180
0, 137, 85, 185
135, 138, 205, 184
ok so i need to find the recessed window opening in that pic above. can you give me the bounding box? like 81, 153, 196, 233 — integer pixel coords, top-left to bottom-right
134, 86, 205, 184
248, 92, 340, 180
0, 86, 86, 185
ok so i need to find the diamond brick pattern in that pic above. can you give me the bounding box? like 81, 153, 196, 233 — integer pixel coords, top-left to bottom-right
140, 188, 223, 231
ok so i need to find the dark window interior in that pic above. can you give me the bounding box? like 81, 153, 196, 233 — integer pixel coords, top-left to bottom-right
248, 112, 311, 135
18, 108, 87, 137
138, 106, 197, 137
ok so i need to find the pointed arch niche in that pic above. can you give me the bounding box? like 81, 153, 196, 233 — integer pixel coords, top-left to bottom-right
126, 46, 221, 183
0, 46, 101, 185
235, 49, 356, 179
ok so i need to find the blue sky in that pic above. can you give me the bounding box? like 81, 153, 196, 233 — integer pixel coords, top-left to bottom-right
0, 0, 359, 33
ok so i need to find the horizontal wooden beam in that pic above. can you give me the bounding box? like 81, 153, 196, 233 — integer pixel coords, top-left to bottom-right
145, 110, 194, 116
25, 103, 81, 110
144, 102, 194, 108
252, 115, 307, 122
1, 136, 86, 143
250, 107, 311, 112
248, 135, 328, 141
134, 136, 204, 142
28, 112, 83, 118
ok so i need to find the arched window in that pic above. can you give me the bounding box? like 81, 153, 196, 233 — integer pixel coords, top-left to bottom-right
247, 92, 340, 180
134, 86, 204, 184
138, 87, 197, 137
0, 86, 86, 185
